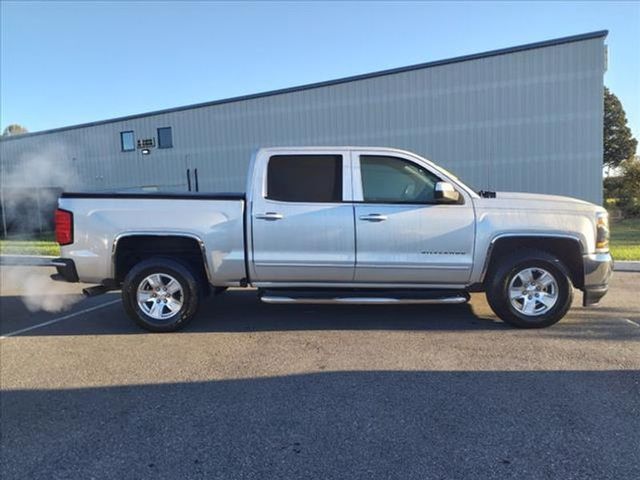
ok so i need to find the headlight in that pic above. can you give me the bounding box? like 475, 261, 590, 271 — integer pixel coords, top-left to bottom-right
595, 211, 609, 252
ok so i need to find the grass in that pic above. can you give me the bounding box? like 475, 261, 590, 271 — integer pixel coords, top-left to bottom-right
610, 218, 640, 261
0, 239, 60, 256
0, 219, 638, 260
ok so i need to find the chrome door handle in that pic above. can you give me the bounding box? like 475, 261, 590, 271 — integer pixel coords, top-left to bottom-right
359, 213, 388, 222
255, 212, 283, 221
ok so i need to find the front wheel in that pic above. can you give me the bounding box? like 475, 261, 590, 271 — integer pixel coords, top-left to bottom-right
486, 250, 573, 328
122, 258, 201, 332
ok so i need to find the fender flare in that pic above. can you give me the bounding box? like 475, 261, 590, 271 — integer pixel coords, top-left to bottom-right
111, 231, 212, 283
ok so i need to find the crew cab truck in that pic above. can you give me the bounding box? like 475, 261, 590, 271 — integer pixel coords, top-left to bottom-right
53, 147, 613, 332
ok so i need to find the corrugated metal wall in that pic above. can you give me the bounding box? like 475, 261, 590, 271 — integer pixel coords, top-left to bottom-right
0, 34, 605, 235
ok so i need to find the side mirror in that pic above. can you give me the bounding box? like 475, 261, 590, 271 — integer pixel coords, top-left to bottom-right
434, 182, 460, 203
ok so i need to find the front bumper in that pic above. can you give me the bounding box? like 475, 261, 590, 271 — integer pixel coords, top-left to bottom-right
582, 252, 613, 306
51, 258, 79, 283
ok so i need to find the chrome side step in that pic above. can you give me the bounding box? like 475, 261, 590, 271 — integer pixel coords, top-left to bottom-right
260, 295, 469, 305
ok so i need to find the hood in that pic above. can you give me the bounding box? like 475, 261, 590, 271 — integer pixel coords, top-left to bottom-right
475, 191, 602, 212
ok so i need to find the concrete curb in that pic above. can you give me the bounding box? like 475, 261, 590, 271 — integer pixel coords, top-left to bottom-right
0, 255, 59, 267
614, 261, 640, 272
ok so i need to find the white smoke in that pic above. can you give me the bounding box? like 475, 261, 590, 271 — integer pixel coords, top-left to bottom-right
1, 142, 80, 188
1, 143, 81, 234
0, 266, 83, 313
1, 143, 84, 312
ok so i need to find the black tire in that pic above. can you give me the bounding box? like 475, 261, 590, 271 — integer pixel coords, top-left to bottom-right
122, 257, 201, 332
485, 249, 573, 328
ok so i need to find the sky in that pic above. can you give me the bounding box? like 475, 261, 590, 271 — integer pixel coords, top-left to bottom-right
1, 1, 639, 140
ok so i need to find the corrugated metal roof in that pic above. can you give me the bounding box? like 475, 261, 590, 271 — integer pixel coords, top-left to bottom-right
1, 30, 608, 141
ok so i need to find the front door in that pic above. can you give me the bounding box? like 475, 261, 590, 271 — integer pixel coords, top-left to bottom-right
353, 152, 475, 285
251, 151, 355, 282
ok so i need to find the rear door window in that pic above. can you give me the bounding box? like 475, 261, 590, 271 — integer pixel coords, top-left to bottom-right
267, 155, 343, 202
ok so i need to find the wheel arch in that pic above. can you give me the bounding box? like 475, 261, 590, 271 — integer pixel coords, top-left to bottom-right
482, 234, 585, 289
112, 232, 212, 286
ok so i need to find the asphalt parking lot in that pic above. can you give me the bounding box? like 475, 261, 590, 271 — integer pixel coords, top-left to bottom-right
1, 267, 638, 479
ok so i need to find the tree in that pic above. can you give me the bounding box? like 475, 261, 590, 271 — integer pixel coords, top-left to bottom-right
604, 87, 637, 169
2, 124, 28, 136
606, 155, 640, 217
618, 157, 640, 216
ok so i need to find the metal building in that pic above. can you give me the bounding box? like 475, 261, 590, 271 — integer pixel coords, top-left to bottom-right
0, 30, 607, 236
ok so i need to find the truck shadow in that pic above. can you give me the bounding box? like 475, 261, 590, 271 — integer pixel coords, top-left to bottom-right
2, 290, 637, 340
0, 290, 506, 336
192, 290, 505, 333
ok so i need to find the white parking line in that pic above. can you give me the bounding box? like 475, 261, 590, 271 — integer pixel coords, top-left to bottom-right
0, 299, 121, 338
623, 318, 640, 328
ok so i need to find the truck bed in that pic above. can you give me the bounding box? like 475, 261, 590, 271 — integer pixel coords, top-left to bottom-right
58, 192, 247, 285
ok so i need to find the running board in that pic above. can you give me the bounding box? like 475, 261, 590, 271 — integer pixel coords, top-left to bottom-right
259, 289, 469, 305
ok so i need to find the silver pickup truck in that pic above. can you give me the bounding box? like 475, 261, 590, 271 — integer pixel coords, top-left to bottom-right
53, 147, 613, 331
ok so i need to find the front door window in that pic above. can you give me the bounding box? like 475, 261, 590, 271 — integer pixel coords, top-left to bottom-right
360, 155, 441, 204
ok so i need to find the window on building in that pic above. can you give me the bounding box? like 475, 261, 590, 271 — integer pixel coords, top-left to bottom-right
360, 155, 441, 203
157, 127, 173, 149
120, 131, 135, 152
267, 155, 342, 202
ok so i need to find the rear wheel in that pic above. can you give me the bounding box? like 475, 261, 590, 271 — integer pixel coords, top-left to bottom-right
486, 249, 573, 328
122, 258, 201, 332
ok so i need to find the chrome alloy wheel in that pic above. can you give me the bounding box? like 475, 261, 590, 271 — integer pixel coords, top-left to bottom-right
137, 273, 184, 320
508, 267, 559, 317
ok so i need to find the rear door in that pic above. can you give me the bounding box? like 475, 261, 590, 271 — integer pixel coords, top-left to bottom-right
353, 151, 475, 285
250, 150, 355, 282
